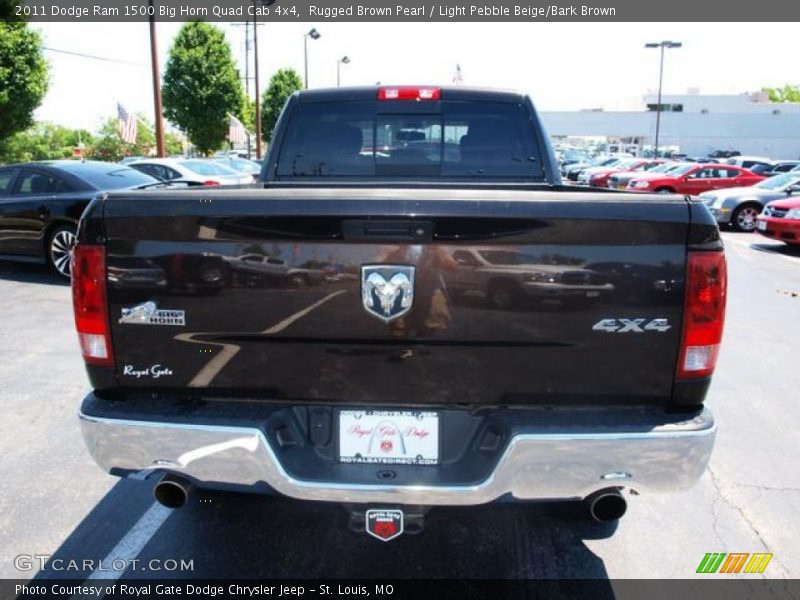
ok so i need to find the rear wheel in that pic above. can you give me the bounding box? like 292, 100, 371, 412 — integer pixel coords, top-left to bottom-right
730, 203, 761, 232
654, 187, 675, 194
47, 224, 77, 280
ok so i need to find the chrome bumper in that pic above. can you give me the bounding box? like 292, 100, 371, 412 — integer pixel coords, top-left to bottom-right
79, 408, 715, 506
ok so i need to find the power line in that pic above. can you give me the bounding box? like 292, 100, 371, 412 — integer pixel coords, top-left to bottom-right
42, 46, 146, 67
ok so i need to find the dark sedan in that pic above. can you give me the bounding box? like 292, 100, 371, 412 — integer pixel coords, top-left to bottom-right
0, 161, 160, 278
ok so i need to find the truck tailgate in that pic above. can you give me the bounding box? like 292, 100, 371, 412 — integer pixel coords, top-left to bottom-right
100, 187, 690, 408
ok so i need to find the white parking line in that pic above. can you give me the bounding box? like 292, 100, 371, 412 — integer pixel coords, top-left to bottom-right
70, 502, 172, 599
723, 234, 800, 265
178, 290, 347, 387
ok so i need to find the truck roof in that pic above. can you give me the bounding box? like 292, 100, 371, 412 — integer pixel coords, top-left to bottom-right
295, 86, 527, 104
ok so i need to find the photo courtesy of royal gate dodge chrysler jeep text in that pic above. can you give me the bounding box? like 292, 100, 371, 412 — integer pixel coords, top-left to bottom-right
71, 86, 726, 540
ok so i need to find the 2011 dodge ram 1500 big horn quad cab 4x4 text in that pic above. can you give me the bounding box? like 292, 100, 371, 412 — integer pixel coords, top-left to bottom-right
72, 86, 725, 540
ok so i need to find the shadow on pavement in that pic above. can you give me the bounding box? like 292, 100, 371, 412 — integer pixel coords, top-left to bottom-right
34, 477, 616, 584
0, 260, 66, 286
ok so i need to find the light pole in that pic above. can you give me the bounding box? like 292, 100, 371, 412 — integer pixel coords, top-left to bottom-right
337, 56, 350, 87
252, 0, 276, 160
303, 28, 321, 89
645, 41, 681, 158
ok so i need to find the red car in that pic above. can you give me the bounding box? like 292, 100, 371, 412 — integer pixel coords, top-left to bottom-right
627, 164, 764, 194
588, 159, 664, 188
755, 196, 800, 245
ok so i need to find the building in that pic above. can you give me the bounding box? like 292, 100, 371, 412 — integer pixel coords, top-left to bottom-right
541, 91, 800, 159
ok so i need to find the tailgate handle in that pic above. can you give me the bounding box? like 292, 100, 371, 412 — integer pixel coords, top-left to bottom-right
342, 220, 433, 242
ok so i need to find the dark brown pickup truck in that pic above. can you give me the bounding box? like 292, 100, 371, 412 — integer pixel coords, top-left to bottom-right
72, 86, 726, 540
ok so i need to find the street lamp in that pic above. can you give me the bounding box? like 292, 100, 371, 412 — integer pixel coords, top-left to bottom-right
337, 56, 350, 87
303, 28, 321, 89
645, 40, 681, 158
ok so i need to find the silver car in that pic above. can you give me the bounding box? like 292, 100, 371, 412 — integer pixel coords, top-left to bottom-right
700, 172, 800, 232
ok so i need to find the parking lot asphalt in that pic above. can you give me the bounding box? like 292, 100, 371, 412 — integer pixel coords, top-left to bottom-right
1, 231, 799, 581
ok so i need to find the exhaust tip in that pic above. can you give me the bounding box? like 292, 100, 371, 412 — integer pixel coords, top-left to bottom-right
585, 488, 627, 522
153, 475, 192, 509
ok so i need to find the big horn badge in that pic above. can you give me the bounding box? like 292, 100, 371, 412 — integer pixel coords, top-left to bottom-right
366, 509, 404, 542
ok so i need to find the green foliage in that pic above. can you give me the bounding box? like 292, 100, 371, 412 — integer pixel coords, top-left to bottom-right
762, 85, 800, 103
261, 68, 303, 142
0, 122, 92, 164
0, 20, 49, 141
162, 22, 244, 155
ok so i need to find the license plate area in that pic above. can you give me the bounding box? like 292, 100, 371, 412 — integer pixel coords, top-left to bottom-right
757, 220, 767, 231
338, 410, 439, 466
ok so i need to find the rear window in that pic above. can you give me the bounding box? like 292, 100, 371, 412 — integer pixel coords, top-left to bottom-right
180, 160, 236, 176
276, 101, 544, 180
58, 162, 157, 190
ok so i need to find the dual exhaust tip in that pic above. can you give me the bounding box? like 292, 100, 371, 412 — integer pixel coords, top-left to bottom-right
153, 474, 193, 509
153, 474, 628, 523
584, 488, 627, 523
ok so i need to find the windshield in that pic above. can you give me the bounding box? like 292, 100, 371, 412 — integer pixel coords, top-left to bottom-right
667, 164, 695, 177
180, 160, 238, 176
58, 162, 158, 190
276, 101, 545, 180
756, 173, 800, 190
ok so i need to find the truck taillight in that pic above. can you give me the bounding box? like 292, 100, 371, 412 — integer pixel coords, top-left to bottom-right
676, 251, 727, 379
71, 244, 113, 367
377, 86, 441, 101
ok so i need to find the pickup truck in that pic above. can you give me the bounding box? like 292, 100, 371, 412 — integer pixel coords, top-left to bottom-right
73, 86, 726, 541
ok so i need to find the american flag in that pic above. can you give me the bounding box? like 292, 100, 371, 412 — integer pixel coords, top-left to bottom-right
228, 114, 248, 145
452, 64, 463, 85
117, 103, 137, 144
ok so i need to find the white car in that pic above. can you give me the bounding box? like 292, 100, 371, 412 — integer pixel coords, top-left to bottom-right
128, 158, 252, 186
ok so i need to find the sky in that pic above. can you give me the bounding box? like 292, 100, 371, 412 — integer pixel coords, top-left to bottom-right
32, 21, 800, 131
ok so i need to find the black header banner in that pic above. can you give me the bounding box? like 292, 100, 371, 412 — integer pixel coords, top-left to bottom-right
8, 0, 800, 22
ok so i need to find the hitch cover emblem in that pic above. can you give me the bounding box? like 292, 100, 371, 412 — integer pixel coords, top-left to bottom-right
361, 265, 415, 323
366, 509, 404, 542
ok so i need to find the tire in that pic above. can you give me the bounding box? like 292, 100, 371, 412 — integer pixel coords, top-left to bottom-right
487, 280, 521, 310
730, 203, 762, 233
47, 224, 77, 280
654, 187, 675, 194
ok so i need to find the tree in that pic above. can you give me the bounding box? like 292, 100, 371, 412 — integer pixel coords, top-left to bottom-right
0, 123, 92, 164
0, 20, 49, 142
761, 85, 800, 103
162, 22, 244, 155
261, 68, 303, 143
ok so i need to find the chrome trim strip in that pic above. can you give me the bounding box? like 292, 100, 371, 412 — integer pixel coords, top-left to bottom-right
79, 408, 715, 505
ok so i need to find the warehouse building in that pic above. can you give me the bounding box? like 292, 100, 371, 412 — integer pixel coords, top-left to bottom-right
541, 91, 800, 159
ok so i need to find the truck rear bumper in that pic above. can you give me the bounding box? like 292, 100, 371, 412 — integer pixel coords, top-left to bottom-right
79, 398, 716, 506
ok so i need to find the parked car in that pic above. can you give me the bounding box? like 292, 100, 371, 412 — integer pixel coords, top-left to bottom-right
607, 162, 682, 190
588, 159, 665, 188
214, 157, 262, 181
563, 156, 618, 181
724, 155, 772, 169
761, 161, 800, 177
576, 157, 631, 184
128, 158, 252, 186
627, 164, 764, 195
707, 149, 741, 160
0, 160, 160, 278
700, 172, 800, 232
756, 196, 800, 245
